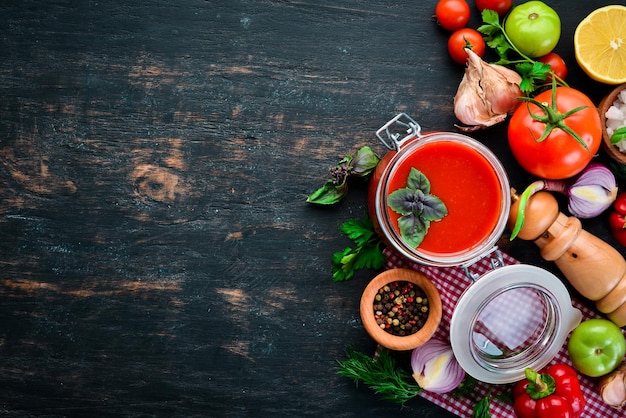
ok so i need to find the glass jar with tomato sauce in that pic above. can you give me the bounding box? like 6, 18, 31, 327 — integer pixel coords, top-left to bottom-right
368, 113, 511, 267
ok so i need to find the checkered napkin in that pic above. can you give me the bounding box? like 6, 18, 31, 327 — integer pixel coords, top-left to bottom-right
383, 248, 622, 417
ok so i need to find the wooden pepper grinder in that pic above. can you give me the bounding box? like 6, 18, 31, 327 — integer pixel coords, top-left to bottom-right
508, 189, 626, 327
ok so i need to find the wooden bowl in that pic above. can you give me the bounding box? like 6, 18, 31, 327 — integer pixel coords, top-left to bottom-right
599, 83, 626, 165
360, 268, 442, 351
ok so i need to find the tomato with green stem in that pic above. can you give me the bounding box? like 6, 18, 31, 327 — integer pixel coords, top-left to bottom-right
504, 1, 561, 58
435, 0, 470, 31
447, 28, 485, 65
507, 83, 602, 179
475, 0, 512, 16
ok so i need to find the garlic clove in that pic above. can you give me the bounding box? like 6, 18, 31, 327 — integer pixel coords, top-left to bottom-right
599, 362, 626, 408
454, 49, 523, 131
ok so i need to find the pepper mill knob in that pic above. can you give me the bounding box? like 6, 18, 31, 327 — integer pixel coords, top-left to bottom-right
509, 189, 626, 327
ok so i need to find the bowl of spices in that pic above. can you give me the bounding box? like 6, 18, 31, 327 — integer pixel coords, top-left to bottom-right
360, 268, 442, 351
599, 83, 626, 165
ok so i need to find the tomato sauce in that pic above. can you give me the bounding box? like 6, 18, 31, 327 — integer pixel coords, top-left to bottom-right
386, 140, 502, 255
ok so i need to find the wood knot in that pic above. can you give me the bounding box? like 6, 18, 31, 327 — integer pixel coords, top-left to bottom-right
130, 164, 188, 204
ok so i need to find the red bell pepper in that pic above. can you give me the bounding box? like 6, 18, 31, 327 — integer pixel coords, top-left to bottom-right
512, 365, 585, 418
609, 192, 626, 246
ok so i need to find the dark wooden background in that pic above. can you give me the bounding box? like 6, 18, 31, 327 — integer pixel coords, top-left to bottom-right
0, 0, 621, 416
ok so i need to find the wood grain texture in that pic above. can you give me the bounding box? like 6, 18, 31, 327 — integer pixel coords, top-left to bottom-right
0, 0, 621, 416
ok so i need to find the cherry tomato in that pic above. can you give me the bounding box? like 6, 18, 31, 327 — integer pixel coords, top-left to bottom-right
504, 1, 561, 58
435, 0, 471, 31
537, 52, 568, 81
447, 28, 485, 65
508, 87, 602, 179
475, 0, 513, 16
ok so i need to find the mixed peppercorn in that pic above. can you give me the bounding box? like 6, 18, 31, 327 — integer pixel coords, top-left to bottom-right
373, 281, 429, 336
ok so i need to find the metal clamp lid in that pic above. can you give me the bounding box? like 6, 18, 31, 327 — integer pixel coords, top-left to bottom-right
462, 247, 505, 282
376, 113, 422, 151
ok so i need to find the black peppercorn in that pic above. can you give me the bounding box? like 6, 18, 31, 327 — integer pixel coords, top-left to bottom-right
373, 280, 429, 337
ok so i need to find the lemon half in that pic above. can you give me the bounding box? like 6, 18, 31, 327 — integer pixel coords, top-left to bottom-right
574, 5, 626, 85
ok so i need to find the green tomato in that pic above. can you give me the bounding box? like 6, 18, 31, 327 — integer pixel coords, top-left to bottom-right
504, 1, 561, 58
567, 318, 626, 377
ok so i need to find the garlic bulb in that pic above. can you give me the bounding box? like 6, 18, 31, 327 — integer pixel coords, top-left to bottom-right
454, 49, 523, 131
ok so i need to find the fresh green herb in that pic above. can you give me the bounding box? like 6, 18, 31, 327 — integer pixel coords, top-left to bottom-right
332, 215, 385, 282
473, 393, 492, 418
337, 347, 422, 406
610, 126, 626, 145
307, 146, 380, 205
450, 375, 480, 398
477, 10, 565, 95
339, 347, 496, 414
388, 168, 447, 248
515, 61, 552, 96
450, 375, 496, 417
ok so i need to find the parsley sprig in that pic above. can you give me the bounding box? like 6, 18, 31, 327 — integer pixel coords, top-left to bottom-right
477, 10, 567, 95
332, 215, 386, 282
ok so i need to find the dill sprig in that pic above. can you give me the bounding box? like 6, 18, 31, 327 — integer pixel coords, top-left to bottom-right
337, 347, 422, 406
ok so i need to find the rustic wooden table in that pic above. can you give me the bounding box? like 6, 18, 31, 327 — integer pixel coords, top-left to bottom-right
0, 0, 621, 416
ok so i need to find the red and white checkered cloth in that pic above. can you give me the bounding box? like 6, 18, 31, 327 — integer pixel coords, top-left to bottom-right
384, 248, 623, 417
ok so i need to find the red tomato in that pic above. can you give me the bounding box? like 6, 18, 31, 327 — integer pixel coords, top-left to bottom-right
508, 87, 602, 179
435, 0, 471, 31
447, 28, 485, 65
537, 52, 568, 81
475, 0, 513, 16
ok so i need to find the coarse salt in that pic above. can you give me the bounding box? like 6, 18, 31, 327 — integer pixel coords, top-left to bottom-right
606, 88, 626, 152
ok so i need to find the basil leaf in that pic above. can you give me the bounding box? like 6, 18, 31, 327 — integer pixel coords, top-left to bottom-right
388, 188, 419, 215
406, 167, 431, 194
351, 146, 380, 177
306, 182, 347, 205
610, 126, 626, 145
398, 213, 428, 248
421, 194, 448, 221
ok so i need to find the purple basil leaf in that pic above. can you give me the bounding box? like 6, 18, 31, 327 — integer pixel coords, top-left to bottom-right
406, 168, 431, 194
421, 194, 448, 221
351, 146, 381, 177
388, 188, 418, 215
398, 213, 428, 248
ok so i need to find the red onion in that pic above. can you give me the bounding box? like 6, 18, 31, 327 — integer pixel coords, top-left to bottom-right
410, 338, 465, 394
511, 163, 618, 239
566, 163, 618, 218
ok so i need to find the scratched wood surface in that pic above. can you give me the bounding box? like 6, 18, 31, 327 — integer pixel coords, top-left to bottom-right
0, 0, 620, 416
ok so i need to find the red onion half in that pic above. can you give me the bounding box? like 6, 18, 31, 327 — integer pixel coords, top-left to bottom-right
410, 338, 466, 394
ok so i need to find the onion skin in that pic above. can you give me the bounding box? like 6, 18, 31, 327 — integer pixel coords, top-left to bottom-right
410, 339, 465, 394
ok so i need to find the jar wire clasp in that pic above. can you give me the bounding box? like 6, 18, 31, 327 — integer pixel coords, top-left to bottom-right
376, 113, 422, 151
462, 247, 505, 282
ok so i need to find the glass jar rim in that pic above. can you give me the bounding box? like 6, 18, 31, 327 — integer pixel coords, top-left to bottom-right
373, 131, 511, 267
450, 264, 582, 384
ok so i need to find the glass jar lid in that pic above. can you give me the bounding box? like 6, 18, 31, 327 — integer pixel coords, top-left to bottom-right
450, 264, 581, 384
